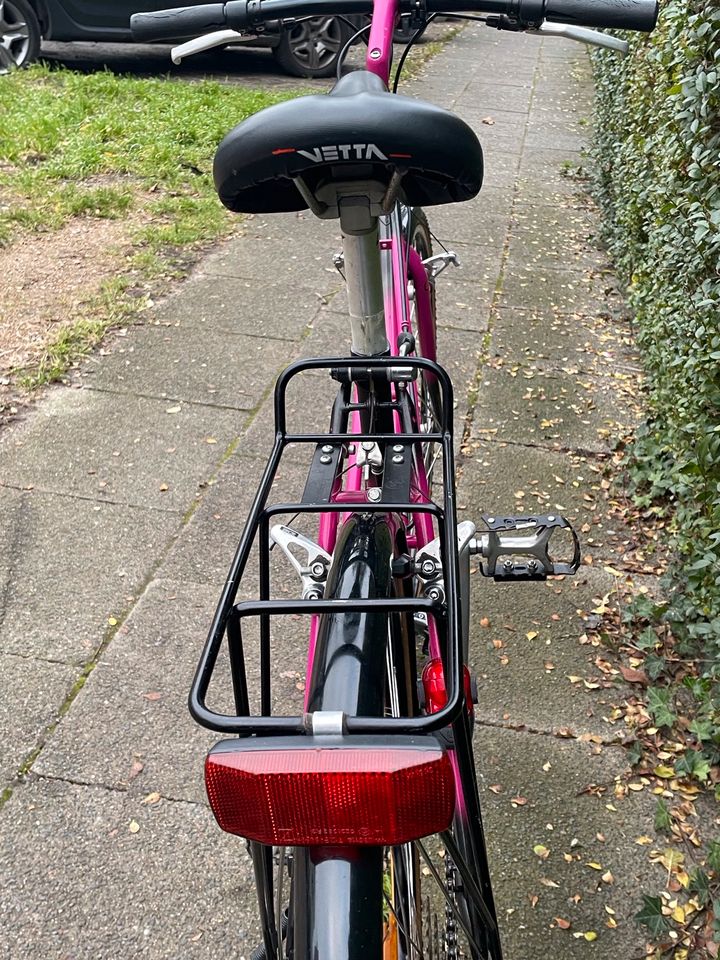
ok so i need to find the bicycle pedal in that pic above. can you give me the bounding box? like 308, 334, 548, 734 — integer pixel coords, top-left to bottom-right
470, 514, 580, 582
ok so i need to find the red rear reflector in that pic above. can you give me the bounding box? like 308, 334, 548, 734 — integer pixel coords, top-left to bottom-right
205, 738, 455, 846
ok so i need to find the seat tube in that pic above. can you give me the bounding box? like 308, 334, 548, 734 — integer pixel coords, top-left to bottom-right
341, 213, 389, 357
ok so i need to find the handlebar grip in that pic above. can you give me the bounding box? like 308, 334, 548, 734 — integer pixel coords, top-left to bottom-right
130, 4, 229, 42
542, 0, 659, 31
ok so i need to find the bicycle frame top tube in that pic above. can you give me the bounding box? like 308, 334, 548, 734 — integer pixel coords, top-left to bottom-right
366, 0, 400, 83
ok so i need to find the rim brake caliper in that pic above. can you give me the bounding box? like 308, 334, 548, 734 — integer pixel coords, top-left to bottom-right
269, 524, 332, 600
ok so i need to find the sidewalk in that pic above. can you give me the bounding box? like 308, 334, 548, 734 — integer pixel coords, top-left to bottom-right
1, 26, 657, 960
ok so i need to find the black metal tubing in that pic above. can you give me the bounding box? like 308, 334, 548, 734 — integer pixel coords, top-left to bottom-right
188, 355, 463, 737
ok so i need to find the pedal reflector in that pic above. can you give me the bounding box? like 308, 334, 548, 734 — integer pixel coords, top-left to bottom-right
205, 736, 455, 846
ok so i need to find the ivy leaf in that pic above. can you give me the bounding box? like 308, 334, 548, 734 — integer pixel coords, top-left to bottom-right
647, 688, 677, 729
708, 840, 720, 874
676, 748, 711, 782
688, 867, 711, 907
644, 653, 666, 681
654, 799, 672, 834
635, 895, 671, 937
626, 740, 643, 767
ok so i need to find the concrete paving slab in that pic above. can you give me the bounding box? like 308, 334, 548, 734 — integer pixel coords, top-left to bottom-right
436, 278, 494, 332
240, 365, 341, 464
510, 205, 600, 262
232, 210, 341, 246
0, 653, 76, 787
32, 579, 225, 804
457, 439, 604, 530
515, 174, 594, 209
468, 364, 638, 454
80, 323, 295, 411
446, 241, 505, 285
430, 204, 513, 249
322, 267, 496, 331
0, 777, 259, 960
241, 324, 481, 467
517, 149, 586, 186
500, 263, 621, 316
454, 84, 533, 116
0, 388, 245, 511
468, 561, 628, 739
477, 725, 656, 960
524, 128, 587, 153
150, 272, 330, 343
34, 578, 309, 804
489, 306, 642, 378
199, 221, 339, 282
159, 455, 312, 587
0, 487, 180, 664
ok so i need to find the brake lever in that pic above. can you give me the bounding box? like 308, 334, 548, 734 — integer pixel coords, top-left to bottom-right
171, 29, 244, 64
530, 22, 629, 56
486, 15, 629, 56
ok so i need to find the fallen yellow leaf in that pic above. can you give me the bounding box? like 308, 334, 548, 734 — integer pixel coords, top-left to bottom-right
654, 765, 675, 779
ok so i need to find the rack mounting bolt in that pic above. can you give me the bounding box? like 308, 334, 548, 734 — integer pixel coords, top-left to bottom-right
367, 488, 382, 502
321, 445, 333, 454
392, 454, 404, 464
320, 455, 332, 464
393, 444, 404, 453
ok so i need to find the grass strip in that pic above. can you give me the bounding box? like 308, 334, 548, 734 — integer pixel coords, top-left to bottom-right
1, 65, 299, 384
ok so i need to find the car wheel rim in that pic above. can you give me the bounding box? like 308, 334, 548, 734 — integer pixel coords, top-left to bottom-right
287, 17, 342, 71
0, 0, 31, 71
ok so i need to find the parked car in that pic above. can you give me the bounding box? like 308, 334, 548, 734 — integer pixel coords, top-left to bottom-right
0, 0, 360, 77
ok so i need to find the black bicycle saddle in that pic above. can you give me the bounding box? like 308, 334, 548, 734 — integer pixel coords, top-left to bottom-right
214, 70, 484, 215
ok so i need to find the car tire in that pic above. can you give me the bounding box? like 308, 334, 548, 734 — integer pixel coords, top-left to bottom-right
393, 16, 415, 43
0, 0, 41, 73
273, 17, 349, 78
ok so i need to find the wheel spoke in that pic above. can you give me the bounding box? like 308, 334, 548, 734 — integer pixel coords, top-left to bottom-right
416, 841, 486, 960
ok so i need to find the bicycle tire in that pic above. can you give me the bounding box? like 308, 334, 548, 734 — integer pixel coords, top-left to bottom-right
407, 208, 444, 490
289, 513, 393, 960
386, 612, 504, 960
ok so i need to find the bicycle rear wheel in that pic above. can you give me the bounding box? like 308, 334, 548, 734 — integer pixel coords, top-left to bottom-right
406, 207, 444, 489
386, 619, 503, 960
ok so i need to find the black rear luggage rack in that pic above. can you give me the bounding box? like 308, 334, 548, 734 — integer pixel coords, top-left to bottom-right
189, 355, 466, 736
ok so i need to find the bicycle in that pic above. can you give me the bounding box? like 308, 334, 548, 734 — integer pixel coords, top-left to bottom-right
131, 2, 659, 958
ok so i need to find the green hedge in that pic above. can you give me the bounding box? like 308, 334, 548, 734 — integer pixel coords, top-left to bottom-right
591, 2, 720, 646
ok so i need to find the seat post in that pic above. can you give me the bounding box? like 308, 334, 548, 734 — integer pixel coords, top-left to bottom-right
340, 201, 388, 358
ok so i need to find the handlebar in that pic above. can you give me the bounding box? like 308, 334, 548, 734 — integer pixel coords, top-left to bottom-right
130, 0, 658, 43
